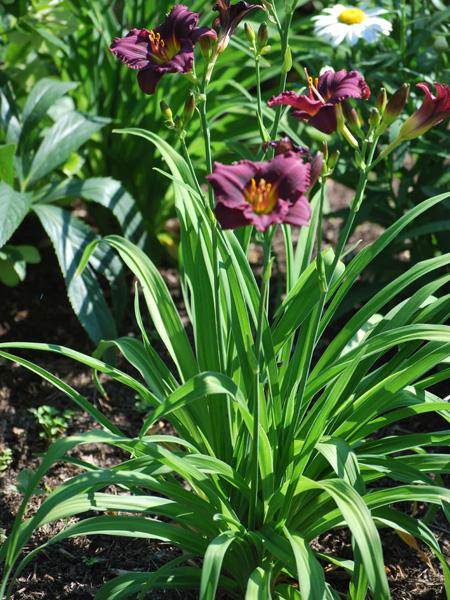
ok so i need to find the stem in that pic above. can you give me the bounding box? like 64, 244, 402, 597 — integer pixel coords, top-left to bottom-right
270, 9, 294, 140
278, 142, 379, 513
255, 57, 268, 144
248, 228, 274, 529
180, 136, 204, 198
399, 0, 407, 60
197, 62, 224, 372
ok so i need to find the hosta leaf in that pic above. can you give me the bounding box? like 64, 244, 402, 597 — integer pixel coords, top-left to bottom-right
0, 182, 31, 248
0, 143, 16, 186
38, 177, 146, 247
19, 79, 78, 149
26, 111, 108, 186
33, 204, 117, 342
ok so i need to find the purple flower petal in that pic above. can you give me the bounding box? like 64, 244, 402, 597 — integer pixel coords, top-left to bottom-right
110, 6, 216, 95
268, 91, 323, 115
319, 69, 371, 103
304, 104, 337, 134
206, 160, 258, 209
215, 202, 250, 229
110, 28, 151, 70
137, 68, 163, 94
259, 152, 311, 203
284, 196, 311, 227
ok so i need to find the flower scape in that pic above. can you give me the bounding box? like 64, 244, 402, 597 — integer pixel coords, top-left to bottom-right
1, 2, 450, 600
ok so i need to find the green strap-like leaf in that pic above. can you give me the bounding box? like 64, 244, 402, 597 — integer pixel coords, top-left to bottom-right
285, 530, 325, 600
200, 531, 236, 600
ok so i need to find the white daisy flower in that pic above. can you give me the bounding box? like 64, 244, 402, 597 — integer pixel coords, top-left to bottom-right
312, 4, 392, 47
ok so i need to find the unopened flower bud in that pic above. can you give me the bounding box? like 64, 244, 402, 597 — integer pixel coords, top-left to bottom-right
336, 104, 359, 149
385, 84, 409, 121
369, 106, 381, 129
283, 45, 293, 73
376, 88, 387, 115
198, 32, 217, 57
376, 84, 409, 135
328, 150, 340, 172
160, 101, 174, 126
183, 93, 196, 126
310, 152, 324, 187
257, 23, 269, 49
342, 101, 361, 131
245, 22, 256, 46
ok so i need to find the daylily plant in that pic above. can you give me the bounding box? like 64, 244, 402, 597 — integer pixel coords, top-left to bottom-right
110, 5, 216, 94
268, 68, 371, 133
2, 3, 450, 600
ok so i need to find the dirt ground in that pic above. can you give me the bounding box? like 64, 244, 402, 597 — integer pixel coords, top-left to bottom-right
0, 214, 449, 599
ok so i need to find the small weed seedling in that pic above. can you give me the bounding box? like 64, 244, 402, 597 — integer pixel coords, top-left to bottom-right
29, 405, 76, 442
0, 448, 12, 472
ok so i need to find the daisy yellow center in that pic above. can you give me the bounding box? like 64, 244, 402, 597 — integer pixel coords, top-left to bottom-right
244, 178, 277, 214
338, 8, 366, 25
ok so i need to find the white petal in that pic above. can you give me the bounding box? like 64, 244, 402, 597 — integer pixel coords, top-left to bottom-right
366, 17, 393, 34
365, 8, 389, 16
361, 26, 379, 43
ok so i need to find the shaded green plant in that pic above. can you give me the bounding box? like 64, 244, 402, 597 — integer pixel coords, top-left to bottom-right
0, 448, 13, 472
0, 78, 146, 342
29, 405, 76, 442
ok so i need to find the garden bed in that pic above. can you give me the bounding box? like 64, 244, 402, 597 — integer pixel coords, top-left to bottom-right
1, 241, 448, 599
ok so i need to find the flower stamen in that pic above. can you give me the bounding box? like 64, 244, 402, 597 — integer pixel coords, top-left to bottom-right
244, 178, 277, 214
304, 68, 326, 103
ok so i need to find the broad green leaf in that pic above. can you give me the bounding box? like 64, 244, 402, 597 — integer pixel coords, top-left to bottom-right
19, 79, 78, 148
0, 182, 31, 248
26, 111, 108, 186
0, 143, 16, 186
38, 177, 146, 247
32, 204, 117, 342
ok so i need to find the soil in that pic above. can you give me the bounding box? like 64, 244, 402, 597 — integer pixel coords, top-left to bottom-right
0, 221, 449, 599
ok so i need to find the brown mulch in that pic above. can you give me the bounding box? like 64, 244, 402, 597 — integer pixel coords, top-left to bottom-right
0, 220, 449, 599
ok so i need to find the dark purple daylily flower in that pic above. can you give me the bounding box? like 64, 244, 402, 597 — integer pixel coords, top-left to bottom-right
207, 152, 312, 232
110, 5, 217, 95
399, 82, 450, 140
268, 69, 371, 134
214, 0, 263, 51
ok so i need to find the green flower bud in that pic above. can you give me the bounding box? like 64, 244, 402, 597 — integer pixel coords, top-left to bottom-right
245, 22, 256, 46
376, 84, 409, 135
160, 101, 174, 126
369, 106, 381, 130
183, 93, 196, 126
257, 23, 269, 49
376, 88, 387, 115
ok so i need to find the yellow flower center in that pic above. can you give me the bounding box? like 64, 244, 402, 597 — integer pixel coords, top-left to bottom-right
148, 30, 180, 63
244, 178, 277, 214
338, 8, 366, 25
